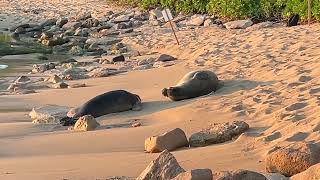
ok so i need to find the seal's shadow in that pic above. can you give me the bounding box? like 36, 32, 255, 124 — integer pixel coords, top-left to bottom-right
215, 79, 277, 95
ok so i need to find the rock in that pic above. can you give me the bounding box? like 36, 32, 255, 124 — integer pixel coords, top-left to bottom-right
42, 37, 68, 46
73, 115, 100, 131
149, 9, 163, 19
29, 105, 70, 124
76, 12, 92, 21
264, 173, 289, 180
133, 64, 153, 71
287, 14, 299, 27
40, 18, 57, 27
74, 28, 89, 37
62, 22, 82, 30
69, 45, 84, 56
132, 122, 142, 127
47, 74, 62, 83
10, 24, 30, 32
173, 169, 213, 180
144, 128, 188, 153
224, 19, 253, 30
52, 82, 69, 89
213, 170, 267, 180
56, 17, 68, 27
187, 15, 205, 26
82, 18, 99, 28
290, 163, 320, 180
14, 27, 26, 34
112, 55, 125, 63
85, 38, 122, 46
114, 22, 133, 29
246, 22, 273, 31
67, 107, 79, 118
136, 150, 185, 180
14, 76, 31, 83
204, 19, 213, 27
113, 14, 132, 23
32, 63, 55, 73
189, 121, 249, 147
156, 54, 177, 62
265, 142, 320, 177
87, 67, 111, 78
150, 20, 160, 26
63, 68, 88, 80
68, 83, 86, 89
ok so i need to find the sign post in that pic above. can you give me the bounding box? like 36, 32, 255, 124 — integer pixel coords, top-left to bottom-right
162, 9, 180, 45
308, 0, 311, 25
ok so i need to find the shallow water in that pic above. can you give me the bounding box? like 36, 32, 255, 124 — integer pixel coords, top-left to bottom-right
0, 64, 8, 69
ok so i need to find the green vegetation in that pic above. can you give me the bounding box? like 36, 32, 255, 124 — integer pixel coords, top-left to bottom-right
109, 0, 320, 22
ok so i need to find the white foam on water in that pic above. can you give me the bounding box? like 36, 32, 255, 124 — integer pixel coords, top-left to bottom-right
0, 64, 8, 69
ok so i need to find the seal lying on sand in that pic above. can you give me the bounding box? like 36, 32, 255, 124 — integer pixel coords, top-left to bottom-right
162, 70, 220, 101
60, 90, 142, 126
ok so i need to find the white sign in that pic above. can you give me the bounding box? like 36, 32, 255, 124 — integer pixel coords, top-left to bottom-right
162, 9, 173, 22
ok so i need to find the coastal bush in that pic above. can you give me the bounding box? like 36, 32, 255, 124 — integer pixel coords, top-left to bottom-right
108, 0, 320, 22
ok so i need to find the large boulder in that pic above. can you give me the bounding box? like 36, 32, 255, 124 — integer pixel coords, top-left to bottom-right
173, 169, 213, 180
73, 115, 100, 131
144, 128, 188, 153
82, 18, 100, 28
189, 121, 249, 147
47, 74, 62, 83
29, 105, 70, 124
290, 163, 320, 180
213, 170, 267, 180
265, 142, 320, 177
224, 19, 253, 30
136, 150, 185, 180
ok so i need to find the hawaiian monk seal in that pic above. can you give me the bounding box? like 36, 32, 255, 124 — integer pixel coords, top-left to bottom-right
162, 70, 220, 101
60, 90, 142, 126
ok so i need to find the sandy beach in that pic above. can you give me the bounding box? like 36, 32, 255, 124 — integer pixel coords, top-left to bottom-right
1, 0, 320, 180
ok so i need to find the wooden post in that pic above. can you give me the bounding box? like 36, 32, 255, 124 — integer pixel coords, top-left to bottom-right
169, 20, 180, 45
308, 0, 311, 25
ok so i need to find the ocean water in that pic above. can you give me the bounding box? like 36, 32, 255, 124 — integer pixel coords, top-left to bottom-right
0, 64, 8, 69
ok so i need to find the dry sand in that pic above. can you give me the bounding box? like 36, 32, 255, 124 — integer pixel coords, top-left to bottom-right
1, 0, 320, 180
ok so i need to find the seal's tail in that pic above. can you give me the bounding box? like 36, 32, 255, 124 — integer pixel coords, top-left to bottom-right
60, 116, 77, 126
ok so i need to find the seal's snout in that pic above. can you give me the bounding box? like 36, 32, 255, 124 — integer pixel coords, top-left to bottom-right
162, 88, 168, 97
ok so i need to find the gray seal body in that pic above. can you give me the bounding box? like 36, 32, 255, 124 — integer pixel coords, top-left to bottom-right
162, 70, 220, 101
61, 90, 142, 126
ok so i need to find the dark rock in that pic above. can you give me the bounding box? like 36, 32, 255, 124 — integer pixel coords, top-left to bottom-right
76, 12, 91, 21
62, 22, 82, 30
14, 27, 26, 34
41, 37, 68, 46
156, 54, 177, 62
56, 17, 68, 27
287, 14, 300, 27
82, 18, 99, 28
9, 24, 30, 32
40, 18, 57, 27
112, 55, 125, 62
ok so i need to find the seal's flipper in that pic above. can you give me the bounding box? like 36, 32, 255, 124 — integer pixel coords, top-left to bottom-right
60, 117, 77, 126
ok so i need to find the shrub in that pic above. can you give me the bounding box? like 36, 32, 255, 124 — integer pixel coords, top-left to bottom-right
108, 0, 320, 22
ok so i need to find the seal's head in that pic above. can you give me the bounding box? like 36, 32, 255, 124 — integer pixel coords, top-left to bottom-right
162, 87, 186, 101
